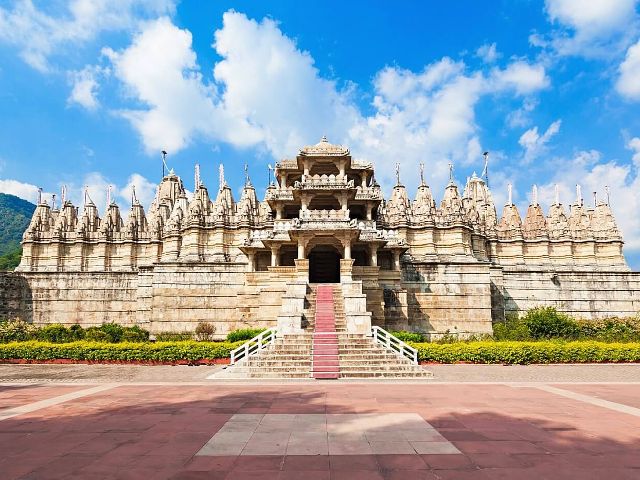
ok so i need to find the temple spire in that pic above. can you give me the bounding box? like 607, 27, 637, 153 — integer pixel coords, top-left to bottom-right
219, 164, 225, 191
507, 183, 513, 206
244, 162, 252, 187
131, 185, 138, 206
482, 151, 489, 187
576, 184, 582, 205
395, 162, 400, 186
448, 162, 454, 184
194, 163, 201, 189
605, 185, 610, 206
554, 184, 560, 206
532, 184, 538, 206
106, 185, 112, 210
51, 194, 56, 210
61, 185, 67, 205
419, 162, 425, 186
37, 187, 43, 205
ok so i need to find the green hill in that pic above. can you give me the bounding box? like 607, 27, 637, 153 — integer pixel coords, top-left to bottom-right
0, 193, 35, 270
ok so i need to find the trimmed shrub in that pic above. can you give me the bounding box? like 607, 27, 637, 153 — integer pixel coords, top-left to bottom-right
99, 323, 125, 343
195, 322, 216, 341
493, 313, 532, 341
84, 328, 111, 343
155, 332, 193, 341
410, 340, 640, 364
36, 324, 74, 343
121, 326, 150, 343
0, 319, 37, 342
523, 307, 579, 340
576, 318, 640, 342
226, 328, 267, 343
390, 330, 426, 343
0, 340, 243, 363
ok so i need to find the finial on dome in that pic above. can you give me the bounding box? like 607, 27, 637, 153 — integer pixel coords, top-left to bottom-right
131, 185, 138, 207
106, 185, 112, 210
51, 193, 56, 210
37, 187, 43, 205
219, 164, 226, 191
448, 162, 454, 184
532, 184, 538, 206
244, 162, 252, 187
605, 185, 610, 206
61, 185, 67, 205
554, 184, 560, 206
576, 184, 582, 205
593, 191, 597, 208
395, 162, 401, 186
194, 163, 201, 189
320, 135, 328, 143
419, 162, 425, 186
507, 183, 513, 206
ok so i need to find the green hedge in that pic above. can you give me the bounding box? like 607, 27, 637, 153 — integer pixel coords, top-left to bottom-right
410, 341, 640, 364
0, 341, 243, 363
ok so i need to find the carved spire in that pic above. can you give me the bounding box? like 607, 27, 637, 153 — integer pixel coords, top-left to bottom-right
576, 184, 582, 206
395, 162, 401, 186
554, 184, 560, 206
61, 185, 67, 205
219, 164, 225, 191
194, 163, 201, 190
507, 183, 513, 206
532, 184, 538, 206
419, 162, 425, 186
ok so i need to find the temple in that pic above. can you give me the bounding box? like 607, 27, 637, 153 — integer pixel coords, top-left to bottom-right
2, 137, 638, 338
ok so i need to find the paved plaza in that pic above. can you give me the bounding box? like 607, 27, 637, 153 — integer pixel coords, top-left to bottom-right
0, 365, 639, 479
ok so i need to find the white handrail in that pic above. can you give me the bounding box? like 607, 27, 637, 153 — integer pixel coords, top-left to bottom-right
371, 326, 418, 365
230, 328, 278, 365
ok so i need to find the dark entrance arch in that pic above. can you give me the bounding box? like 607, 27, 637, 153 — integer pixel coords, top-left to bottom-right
308, 245, 341, 283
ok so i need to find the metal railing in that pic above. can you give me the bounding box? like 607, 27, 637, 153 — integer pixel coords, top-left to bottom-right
371, 326, 418, 365
230, 328, 278, 365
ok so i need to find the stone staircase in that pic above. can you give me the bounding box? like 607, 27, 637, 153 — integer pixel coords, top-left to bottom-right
312, 285, 340, 379
213, 283, 431, 379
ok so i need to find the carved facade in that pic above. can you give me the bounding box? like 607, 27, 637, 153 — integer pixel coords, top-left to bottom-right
2, 137, 638, 337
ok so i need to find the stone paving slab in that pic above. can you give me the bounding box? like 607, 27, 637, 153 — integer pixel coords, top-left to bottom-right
0, 382, 639, 479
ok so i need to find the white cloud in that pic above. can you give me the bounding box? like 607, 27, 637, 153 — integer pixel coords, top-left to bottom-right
0, 0, 176, 72
518, 120, 562, 163
476, 43, 500, 63
0, 178, 42, 203
490, 61, 550, 95
627, 136, 640, 167
616, 40, 640, 100
68, 65, 108, 110
538, 0, 639, 57
120, 173, 156, 207
507, 98, 539, 128
101, 12, 550, 198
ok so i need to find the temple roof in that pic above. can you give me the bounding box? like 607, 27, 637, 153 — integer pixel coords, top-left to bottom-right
298, 136, 350, 157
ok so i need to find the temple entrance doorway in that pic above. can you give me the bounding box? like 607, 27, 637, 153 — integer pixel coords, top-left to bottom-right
308, 245, 341, 283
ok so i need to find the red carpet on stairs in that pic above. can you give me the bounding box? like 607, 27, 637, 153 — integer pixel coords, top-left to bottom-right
312, 285, 339, 379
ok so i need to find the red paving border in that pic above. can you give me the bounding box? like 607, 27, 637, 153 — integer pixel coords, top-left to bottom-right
0, 383, 639, 479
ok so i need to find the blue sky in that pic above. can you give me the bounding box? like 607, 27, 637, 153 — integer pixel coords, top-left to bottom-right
1, 0, 640, 268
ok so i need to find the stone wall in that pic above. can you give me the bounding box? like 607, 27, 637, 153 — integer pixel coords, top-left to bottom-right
380, 262, 494, 336
500, 268, 640, 319
0, 271, 138, 326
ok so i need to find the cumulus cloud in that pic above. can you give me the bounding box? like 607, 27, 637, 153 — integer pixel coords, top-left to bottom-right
476, 43, 500, 63
535, 0, 639, 57
0, 178, 42, 203
616, 40, 640, 100
518, 120, 562, 162
627, 136, 640, 167
0, 0, 176, 72
489, 61, 550, 94
67, 65, 108, 110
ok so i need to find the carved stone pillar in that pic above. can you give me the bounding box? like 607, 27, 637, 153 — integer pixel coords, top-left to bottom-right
370, 246, 378, 267
344, 241, 351, 260
392, 250, 401, 270
275, 205, 283, 220
366, 203, 373, 220
270, 246, 279, 267
246, 252, 255, 272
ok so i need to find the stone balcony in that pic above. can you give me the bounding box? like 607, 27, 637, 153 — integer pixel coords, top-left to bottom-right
294, 174, 354, 190
354, 186, 382, 201
265, 188, 294, 201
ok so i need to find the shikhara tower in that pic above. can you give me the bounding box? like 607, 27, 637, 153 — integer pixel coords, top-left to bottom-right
3, 137, 637, 337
